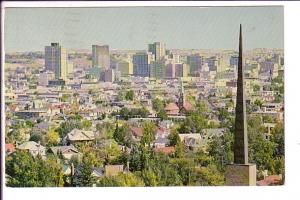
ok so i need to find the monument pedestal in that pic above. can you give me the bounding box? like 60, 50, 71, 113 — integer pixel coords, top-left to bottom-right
225, 164, 256, 186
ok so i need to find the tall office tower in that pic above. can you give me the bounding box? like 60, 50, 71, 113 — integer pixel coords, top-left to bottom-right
117, 60, 133, 76
45, 43, 68, 80
92, 45, 110, 69
150, 60, 166, 79
165, 63, 175, 78
133, 52, 154, 77
230, 55, 239, 68
206, 56, 218, 71
175, 63, 189, 78
148, 42, 166, 61
187, 54, 203, 75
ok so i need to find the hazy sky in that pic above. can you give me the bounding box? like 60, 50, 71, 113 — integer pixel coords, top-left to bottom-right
4, 6, 283, 52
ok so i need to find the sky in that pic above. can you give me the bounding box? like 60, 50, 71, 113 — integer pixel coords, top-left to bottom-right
4, 6, 284, 53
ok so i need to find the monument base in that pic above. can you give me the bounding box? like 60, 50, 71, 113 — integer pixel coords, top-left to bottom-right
225, 164, 256, 186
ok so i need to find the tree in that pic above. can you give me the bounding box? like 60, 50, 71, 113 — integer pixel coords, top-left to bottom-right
6, 151, 64, 187
98, 173, 145, 187
73, 153, 97, 187
270, 122, 284, 157
168, 129, 181, 146
29, 133, 45, 145
152, 98, 165, 112
157, 110, 168, 120
113, 123, 133, 147
56, 120, 83, 138
141, 121, 156, 147
82, 119, 92, 130
96, 122, 115, 139
253, 84, 261, 92
178, 113, 208, 133
254, 99, 263, 108
125, 90, 134, 101
207, 132, 234, 170
45, 129, 60, 146
194, 165, 225, 186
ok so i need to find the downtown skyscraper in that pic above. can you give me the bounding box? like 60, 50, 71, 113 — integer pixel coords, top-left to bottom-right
45, 43, 68, 80
92, 45, 110, 69
148, 42, 166, 61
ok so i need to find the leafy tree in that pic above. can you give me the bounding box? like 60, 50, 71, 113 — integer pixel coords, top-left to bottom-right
141, 121, 156, 147
140, 170, 159, 186
207, 132, 234, 170
125, 90, 134, 101
113, 123, 133, 147
29, 133, 45, 145
270, 122, 284, 157
254, 99, 263, 108
253, 84, 261, 92
56, 120, 83, 138
82, 119, 92, 130
45, 129, 60, 146
152, 98, 165, 112
194, 165, 225, 186
178, 113, 207, 133
168, 129, 181, 146
73, 153, 97, 187
157, 110, 168, 120
249, 131, 276, 171
6, 151, 64, 187
98, 173, 145, 187
96, 122, 115, 139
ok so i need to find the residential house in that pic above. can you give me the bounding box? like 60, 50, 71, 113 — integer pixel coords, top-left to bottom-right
49, 145, 80, 160
65, 128, 95, 144
105, 165, 124, 176
17, 141, 46, 157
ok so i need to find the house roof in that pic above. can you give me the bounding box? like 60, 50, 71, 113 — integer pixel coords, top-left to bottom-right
164, 103, 179, 111
130, 127, 143, 137
257, 175, 282, 186
50, 145, 79, 155
5, 143, 15, 152
183, 102, 194, 111
66, 128, 95, 141
153, 146, 175, 154
17, 141, 46, 151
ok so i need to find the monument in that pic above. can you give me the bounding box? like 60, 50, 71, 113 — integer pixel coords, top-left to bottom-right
225, 25, 257, 186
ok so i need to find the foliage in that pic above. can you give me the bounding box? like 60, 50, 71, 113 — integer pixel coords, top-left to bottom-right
113, 123, 133, 147
117, 107, 150, 120
6, 151, 64, 187
45, 129, 60, 146
73, 153, 97, 187
96, 122, 115, 139
82, 119, 92, 130
253, 84, 261, 92
193, 165, 225, 186
207, 132, 234, 171
98, 173, 145, 187
125, 90, 134, 101
140, 121, 156, 147
178, 113, 208, 133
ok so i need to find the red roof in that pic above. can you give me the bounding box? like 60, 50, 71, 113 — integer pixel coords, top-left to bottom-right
153, 146, 175, 154
183, 102, 194, 111
164, 103, 179, 111
257, 175, 282, 186
5, 143, 15, 153
130, 127, 143, 137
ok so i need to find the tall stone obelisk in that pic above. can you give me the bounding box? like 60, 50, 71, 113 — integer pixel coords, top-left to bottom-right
225, 25, 256, 186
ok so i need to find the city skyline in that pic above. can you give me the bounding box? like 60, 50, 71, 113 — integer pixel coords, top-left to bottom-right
4, 6, 283, 53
